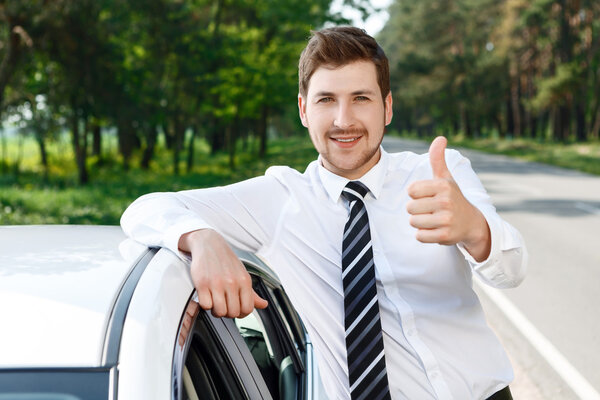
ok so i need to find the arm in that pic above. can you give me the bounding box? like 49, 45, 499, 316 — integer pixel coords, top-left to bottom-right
406, 137, 527, 288
121, 174, 288, 316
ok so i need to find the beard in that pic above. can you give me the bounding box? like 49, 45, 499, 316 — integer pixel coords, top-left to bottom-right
316, 126, 384, 177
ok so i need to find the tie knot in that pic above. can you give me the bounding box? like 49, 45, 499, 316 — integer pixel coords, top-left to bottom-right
342, 181, 369, 202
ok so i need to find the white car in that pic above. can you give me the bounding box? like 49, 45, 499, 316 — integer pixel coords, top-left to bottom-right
0, 225, 327, 399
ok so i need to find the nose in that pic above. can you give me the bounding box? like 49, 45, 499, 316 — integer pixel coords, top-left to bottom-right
333, 101, 355, 129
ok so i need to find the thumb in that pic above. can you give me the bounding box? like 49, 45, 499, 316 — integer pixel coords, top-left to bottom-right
429, 136, 451, 179
253, 291, 269, 309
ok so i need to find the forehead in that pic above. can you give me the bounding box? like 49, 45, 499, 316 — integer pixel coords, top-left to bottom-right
307, 61, 379, 97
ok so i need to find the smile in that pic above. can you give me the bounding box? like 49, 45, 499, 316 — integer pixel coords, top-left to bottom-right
333, 137, 360, 143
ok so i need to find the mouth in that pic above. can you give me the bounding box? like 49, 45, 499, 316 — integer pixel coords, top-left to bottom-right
333, 137, 361, 143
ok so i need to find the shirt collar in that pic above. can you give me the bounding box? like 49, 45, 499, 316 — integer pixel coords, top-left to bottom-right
317, 146, 389, 203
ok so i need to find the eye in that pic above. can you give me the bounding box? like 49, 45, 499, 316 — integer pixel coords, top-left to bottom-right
355, 95, 370, 102
317, 97, 333, 104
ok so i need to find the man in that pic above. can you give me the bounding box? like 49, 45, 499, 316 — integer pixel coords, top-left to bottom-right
121, 26, 526, 400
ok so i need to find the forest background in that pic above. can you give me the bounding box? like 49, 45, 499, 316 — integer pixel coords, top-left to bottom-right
1, 0, 599, 224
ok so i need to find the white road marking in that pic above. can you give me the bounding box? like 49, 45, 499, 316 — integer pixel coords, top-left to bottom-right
477, 282, 600, 400
575, 202, 600, 216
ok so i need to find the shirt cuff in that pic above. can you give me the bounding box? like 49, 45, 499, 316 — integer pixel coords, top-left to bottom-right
458, 209, 526, 288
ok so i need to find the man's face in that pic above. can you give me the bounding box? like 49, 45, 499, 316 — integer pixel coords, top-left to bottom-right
298, 60, 393, 180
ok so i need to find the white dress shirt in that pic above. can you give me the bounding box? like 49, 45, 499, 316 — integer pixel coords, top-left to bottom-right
121, 147, 527, 400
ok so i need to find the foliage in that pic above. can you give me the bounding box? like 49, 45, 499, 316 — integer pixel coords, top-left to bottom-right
0, 0, 368, 184
378, 0, 600, 143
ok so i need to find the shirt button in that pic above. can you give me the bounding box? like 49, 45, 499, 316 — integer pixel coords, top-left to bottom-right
431, 371, 439, 379
407, 329, 415, 336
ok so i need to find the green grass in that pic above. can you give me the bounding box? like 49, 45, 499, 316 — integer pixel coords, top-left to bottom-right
446, 136, 600, 176
2, 131, 599, 225
0, 135, 317, 225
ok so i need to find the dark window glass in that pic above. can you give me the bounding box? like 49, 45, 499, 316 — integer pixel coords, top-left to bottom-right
180, 312, 246, 400
0, 369, 110, 400
235, 276, 303, 400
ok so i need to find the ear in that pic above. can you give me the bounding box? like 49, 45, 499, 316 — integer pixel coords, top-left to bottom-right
384, 91, 393, 126
298, 94, 308, 128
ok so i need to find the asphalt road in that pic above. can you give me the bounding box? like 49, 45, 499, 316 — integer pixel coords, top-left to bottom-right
382, 136, 600, 399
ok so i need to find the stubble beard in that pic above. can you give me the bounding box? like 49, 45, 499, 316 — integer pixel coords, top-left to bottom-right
317, 126, 384, 176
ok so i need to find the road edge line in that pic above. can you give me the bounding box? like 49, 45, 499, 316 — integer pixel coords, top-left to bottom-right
476, 282, 600, 400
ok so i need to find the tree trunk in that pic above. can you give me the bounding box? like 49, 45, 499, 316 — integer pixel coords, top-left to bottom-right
141, 125, 158, 170
210, 117, 225, 155
460, 105, 472, 138
258, 105, 268, 158
590, 104, 600, 140
575, 93, 586, 142
118, 119, 133, 170
510, 78, 521, 138
226, 121, 236, 170
172, 117, 184, 175
0, 22, 26, 108
92, 123, 102, 157
186, 125, 197, 173
35, 132, 49, 181
71, 113, 88, 185
1, 130, 6, 173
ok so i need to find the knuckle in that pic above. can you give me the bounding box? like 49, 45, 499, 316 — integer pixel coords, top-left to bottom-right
239, 273, 252, 286
240, 302, 254, 316
211, 306, 227, 318
438, 229, 451, 243
195, 275, 210, 289
438, 196, 452, 210
408, 215, 417, 227
439, 213, 452, 226
221, 275, 236, 289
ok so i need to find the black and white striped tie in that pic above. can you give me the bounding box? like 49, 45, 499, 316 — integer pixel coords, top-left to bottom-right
341, 181, 391, 400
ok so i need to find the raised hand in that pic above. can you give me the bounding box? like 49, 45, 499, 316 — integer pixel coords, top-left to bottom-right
179, 229, 268, 318
406, 136, 491, 262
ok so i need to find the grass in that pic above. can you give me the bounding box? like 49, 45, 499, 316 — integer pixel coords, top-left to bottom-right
1, 131, 599, 225
446, 135, 600, 176
0, 134, 318, 225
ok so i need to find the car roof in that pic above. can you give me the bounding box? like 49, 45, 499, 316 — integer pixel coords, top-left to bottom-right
0, 225, 148, 369
0, 225, 282, 370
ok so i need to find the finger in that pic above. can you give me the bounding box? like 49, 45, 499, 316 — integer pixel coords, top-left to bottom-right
429, 136, 451, 180
239, 283, 255, 318
415, 228, 453, 245
409, 213, 446, 230
210, 289, 227, 318
406, 197, 438, 215
407, 180, 442, 199
196, 287, 213, 311
224, 288, 241, 318
253, 291, 269, 309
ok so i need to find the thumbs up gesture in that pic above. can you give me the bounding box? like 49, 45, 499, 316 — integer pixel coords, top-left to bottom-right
406, 136, 491, 262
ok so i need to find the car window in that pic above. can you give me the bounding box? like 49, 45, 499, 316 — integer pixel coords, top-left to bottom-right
173, 299, 248, 400
235, 275, 305, 400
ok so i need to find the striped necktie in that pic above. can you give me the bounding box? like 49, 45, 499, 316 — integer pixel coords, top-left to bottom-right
341, 181, 391, 400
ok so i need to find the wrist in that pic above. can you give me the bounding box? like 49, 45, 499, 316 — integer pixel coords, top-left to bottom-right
178, 228, 214, 254
461, 210, 491, 262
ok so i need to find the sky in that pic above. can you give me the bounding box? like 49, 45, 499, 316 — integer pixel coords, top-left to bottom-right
330, 0, 393, 36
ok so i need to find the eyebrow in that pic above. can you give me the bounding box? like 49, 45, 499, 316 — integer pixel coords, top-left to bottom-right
313, 89, 377, 97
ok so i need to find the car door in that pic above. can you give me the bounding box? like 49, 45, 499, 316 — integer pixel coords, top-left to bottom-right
172, 293, 273, 400
172, 259, 325, 400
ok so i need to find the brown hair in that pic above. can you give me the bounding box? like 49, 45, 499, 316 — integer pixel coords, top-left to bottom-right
298, 26, 390, 100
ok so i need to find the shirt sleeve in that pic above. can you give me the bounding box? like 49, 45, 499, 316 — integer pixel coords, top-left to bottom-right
120, 173, 290, 260
448, 150, 528, 288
